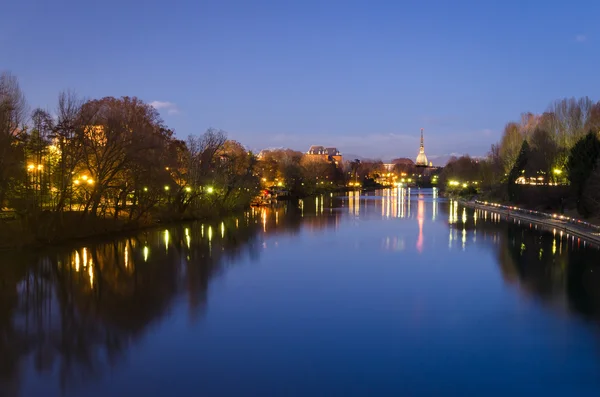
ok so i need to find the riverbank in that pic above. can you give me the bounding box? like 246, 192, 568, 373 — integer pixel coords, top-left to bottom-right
460, 199, 600, 246
0, 206, 249, 251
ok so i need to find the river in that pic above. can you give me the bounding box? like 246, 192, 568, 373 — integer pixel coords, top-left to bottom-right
2, 188, 600, 396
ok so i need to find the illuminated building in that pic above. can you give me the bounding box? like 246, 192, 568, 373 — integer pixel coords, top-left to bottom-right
415, 128, 428, 167
306, 146, 343, 165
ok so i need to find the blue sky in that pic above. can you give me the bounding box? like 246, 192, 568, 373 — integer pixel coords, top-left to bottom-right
1, 0, 598, 163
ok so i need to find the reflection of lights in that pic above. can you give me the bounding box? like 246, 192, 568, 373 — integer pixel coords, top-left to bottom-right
262, 210, 267, 232
552, 238, 557, 255
124, 244, 129, 268
208, 226, 213, 241
221, 222, 225, 238
164, 230, 170, 251
75, 250, 80, 271
462, 227, 466, 251
462, 208, 467, 224
416, 199, 424, 253
143, 246, 149, 262
82, 248, 88, 269
88, 264, 94, 287
201, 224, 204, 238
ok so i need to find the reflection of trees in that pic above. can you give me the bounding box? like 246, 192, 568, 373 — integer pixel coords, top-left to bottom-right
0, 206, 306, 395
441, 201, 600, 324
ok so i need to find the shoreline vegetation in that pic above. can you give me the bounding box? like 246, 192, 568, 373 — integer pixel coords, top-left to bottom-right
438, 96, 600, 229
2, 71, 440, 250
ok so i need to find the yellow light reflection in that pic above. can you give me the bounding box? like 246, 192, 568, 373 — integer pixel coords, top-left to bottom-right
124, 244, 129, 268
143, 246, 149, 262
75, 250, 80, 271
221, 222, 225, 238
208, 225, 213, 241
164, 230, 170, 251
88, 264, 94, 287
82, 248, 87, 270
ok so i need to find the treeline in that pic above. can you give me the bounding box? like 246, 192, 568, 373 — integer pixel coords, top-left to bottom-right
440, 97, 600, 217
0, 72, 260, 244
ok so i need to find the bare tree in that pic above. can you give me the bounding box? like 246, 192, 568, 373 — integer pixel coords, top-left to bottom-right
0, 72, 28, 209
498, 122, 523, 174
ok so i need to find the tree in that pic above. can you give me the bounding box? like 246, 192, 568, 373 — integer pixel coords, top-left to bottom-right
527, 128, 559, 182
0, 72, 27, 210
78, 96, 168, 218
499, 122, 523, 175
507, 140, 530, 200
566, 130, 600, 216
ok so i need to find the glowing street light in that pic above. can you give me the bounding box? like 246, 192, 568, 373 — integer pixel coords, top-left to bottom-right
553, 168, 562, 175
185, 186, 192, 192
206, 186, 214, 194
164, 185, 170, 191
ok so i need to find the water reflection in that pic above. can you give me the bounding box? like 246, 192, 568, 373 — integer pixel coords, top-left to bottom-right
2, 191, 600, 396
0, 205, 334, 396
443, 203, 600, 323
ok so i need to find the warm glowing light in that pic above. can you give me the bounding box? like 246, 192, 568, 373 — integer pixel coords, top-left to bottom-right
144, 187, 148, 192
37, 164, 43, 170
164, 185, 170, 191
74, 250, 80, 271
206, 186, 214, 193
143, 246, 149, 262
221, 221, 225, 238
87, 179, 94, 185
124, 244, 129, 268
88, 264, 94, 287
164, 230, 170, 250
82, 175, 88, 181
185, 186, 192, 192
74, 180, 80, 185
27, 163, 34, 171
553, 168, 562, 175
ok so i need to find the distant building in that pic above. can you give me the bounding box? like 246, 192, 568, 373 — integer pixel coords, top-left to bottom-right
307, 145, 343, 165
415, 128, 428, 167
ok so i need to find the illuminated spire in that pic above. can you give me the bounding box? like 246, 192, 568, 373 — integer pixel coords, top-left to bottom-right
416, 128, 428, 166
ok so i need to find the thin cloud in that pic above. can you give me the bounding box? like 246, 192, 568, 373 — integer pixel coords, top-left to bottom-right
575, 34, 587, 42
150, 101, 180, 115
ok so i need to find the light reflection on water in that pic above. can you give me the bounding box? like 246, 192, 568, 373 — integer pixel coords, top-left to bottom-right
2, 188, 600, 396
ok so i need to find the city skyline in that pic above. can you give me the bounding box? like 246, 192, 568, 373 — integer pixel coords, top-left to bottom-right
2, 0, 598, 160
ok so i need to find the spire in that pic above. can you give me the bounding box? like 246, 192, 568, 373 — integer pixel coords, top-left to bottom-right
420, 128, 424, 149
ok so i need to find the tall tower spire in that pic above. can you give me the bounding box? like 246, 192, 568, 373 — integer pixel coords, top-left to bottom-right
416, 128, 428, 167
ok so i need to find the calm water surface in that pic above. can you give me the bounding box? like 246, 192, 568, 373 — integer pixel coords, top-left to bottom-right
2, 189, 600, 397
